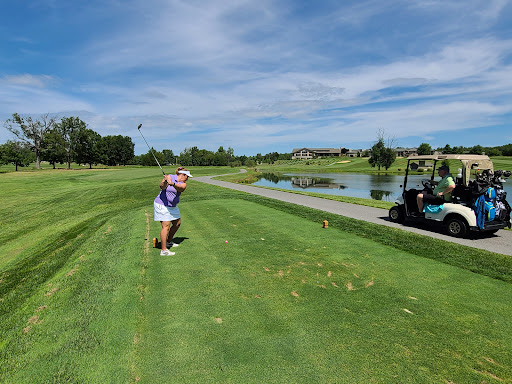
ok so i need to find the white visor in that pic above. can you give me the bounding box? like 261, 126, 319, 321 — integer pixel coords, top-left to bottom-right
178, 170, 193, 177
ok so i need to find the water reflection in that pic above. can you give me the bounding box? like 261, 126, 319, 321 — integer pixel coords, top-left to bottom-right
259, 173, 346, 190
256, 172, 417, 202
291, 176, 346, 190
369, 190, 393, 200
254, 171, 512, 202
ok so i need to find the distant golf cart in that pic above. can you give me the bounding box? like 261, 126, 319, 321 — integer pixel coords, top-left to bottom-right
389, 154, 511, 237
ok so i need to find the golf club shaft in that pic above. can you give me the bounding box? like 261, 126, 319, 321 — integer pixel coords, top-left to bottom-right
137, 124, 165, 175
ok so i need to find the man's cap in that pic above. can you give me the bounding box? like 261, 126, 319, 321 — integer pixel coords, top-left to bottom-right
437, 165, 450, 172
178, 170, 193, 177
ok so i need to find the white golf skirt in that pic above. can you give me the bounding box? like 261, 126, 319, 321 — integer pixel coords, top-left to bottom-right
154, 202, 181, 222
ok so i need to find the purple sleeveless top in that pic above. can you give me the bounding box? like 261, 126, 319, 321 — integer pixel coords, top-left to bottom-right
154, 174, 181, 207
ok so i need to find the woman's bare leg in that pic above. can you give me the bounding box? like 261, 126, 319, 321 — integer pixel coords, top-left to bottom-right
160, 221, 171, 250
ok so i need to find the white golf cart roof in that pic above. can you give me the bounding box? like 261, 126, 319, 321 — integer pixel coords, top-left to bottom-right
406, 154, 494, 185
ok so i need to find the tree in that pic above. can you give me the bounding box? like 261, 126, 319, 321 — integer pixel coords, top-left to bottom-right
369, 138, 385, 170
226, 147, 235, 163
213, 147, 228, 166
56, 116, 87, 169
368, 130, 396, 170
140, 148, 165, 167
0, 140, 34, 171
441, 144, 453, 154
162, 149, 175, 165
118, 136, 135, 166
500, 144, 512, 156
41, 129, 66, 168
486, 148, 502, 157
179, 146, 199, 166
99, 135, 134, 166
469, 145, 484, 155
4, 113, 56, 169
73, 128, 102, 168
417, 143, 432, 155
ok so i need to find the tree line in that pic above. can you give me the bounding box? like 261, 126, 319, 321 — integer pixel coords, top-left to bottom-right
1, 114, 134, 170
1, 113, 292, 171
419, 143, 512, 157
369, 136, 512, 171
175, 146, 292, 167
2, 113, 510, 172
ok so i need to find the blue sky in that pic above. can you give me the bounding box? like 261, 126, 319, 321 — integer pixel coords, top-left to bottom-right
1, 0, 511, 156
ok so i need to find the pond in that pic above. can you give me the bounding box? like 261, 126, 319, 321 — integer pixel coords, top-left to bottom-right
253, 172, 512, 202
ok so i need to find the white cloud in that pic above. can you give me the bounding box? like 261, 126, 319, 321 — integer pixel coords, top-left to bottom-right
2, 0, 512, 153
1, 74, 58, 88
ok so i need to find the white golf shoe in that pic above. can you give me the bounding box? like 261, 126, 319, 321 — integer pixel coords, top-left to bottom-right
160, 249, 175, 256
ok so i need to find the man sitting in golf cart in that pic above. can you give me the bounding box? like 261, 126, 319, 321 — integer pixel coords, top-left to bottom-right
416, 165, 456, 214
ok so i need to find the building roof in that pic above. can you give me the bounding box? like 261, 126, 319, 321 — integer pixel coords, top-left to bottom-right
292, 148, 341, 153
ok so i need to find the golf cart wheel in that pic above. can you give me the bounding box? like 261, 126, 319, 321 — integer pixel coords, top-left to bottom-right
389, 206, 405, 223
446, 217, 467, 238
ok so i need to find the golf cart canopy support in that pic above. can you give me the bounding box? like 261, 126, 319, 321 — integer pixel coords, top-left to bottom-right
406, 154, 494, 186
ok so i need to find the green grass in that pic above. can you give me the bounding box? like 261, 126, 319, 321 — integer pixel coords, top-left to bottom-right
1, 167, 512, 383
257, 155, 512, 174
259, 157, 412, 173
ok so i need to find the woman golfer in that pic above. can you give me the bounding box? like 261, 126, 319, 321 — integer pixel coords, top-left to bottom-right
153, 167, 193, 255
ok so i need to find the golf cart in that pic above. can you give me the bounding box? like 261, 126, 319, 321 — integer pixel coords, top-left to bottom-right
389, 154, 511, 237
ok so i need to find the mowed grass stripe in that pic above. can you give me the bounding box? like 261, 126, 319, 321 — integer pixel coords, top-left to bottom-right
1, 168, 512, 383
136, 198, 512, 383
0, 208, 147, 383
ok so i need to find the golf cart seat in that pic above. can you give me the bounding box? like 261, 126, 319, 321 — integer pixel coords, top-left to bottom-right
451, 184, 472, 204
405, 188, 421, 213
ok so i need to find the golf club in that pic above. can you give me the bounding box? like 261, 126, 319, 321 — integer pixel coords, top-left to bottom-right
137, 123, 166, 175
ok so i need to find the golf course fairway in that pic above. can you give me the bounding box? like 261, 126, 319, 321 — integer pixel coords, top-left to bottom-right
1, 167, 511, 383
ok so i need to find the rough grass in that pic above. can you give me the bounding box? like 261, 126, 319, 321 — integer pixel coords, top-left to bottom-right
1, 168, 511, 383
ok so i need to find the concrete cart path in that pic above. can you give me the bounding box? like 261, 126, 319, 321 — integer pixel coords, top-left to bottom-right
194, 173, 512, 256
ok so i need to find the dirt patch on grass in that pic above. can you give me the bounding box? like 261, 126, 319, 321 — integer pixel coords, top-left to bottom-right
45, 287, 59, 296
476, 370, 503, 381
66, 265, 79, 276
27, 315, 42, 325
483, 357, 501, 366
